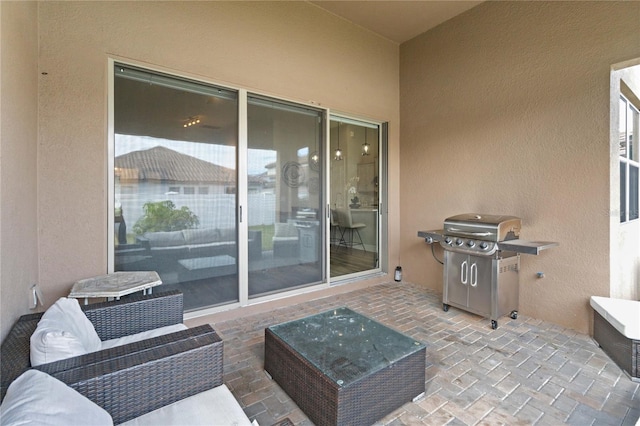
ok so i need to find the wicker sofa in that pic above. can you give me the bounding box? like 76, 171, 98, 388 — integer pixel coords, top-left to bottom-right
0, 291, 226, 424
137, 228, 236, 259
135, 228, 262, 269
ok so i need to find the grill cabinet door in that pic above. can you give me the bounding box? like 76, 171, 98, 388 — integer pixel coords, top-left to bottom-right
467, 255, 493, 317
444, 251, 469, 308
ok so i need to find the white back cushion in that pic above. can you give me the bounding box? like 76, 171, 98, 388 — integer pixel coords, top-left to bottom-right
30, 297, 102, 366
0, 370, 113, 425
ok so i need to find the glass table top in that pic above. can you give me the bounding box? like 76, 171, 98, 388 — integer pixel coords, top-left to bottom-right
267, 307, 425, 387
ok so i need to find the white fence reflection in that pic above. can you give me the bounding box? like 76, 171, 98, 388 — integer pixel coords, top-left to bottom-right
117, 188, 276, 234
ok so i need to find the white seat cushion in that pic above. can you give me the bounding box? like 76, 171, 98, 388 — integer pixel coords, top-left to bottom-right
30, 297, 102, 366
0, 370, 113, 425
590, 296, 640, 340
100, 324, 187, 350
119, 384, 255, 426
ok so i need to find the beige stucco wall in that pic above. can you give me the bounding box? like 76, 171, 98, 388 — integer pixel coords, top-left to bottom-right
613, 64, 640, 301
30, 2, 399, 320
400, 1, 640, 333
0, 1, 40, 342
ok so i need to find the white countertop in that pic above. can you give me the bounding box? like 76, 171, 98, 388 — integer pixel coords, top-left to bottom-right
69, 271, 162, 299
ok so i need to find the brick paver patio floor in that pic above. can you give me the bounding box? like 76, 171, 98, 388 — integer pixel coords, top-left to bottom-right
202, 282, 639, 425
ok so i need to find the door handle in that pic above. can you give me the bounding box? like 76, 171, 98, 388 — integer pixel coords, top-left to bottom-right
470, 263, 477, 287
461, 260, 468, 285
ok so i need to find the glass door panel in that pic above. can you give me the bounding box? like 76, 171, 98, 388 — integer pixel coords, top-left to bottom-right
247, 96, 324, 298
113, 65, 239, 311
330, 118, 380, 277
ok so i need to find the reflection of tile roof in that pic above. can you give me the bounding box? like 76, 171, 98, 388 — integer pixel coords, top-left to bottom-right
115, 146, 234, 183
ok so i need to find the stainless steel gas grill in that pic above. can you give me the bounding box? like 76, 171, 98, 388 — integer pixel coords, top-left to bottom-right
418, 213, 558, 329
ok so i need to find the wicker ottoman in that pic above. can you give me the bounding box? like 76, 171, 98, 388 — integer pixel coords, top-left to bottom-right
591, 296, 639, 381
264, 308, 426, 426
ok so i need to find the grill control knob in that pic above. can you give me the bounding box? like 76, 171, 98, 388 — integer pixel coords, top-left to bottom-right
455, 238, 464, 246
444, 237, 452, 245
479, 242, 489, 250
467, 240, 475, 248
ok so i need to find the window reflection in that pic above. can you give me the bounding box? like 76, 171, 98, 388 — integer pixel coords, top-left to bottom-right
113, 65, 239, 311
330, 119, 380, 277
246, 96, 324, 298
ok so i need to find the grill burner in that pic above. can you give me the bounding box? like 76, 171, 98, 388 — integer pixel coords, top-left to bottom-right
418, 213, 558, 329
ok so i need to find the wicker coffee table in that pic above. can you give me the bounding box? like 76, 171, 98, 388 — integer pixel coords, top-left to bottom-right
264, 307, 426, 426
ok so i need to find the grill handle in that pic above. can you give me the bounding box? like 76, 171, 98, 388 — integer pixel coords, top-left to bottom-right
470, 263, 478, 287
447, 228, 493, 238
461, 260, 468, 285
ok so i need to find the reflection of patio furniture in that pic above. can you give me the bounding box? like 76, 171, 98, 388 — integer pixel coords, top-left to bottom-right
135, 228, 261, 269
330, 209, 341, 245
0, 291, 226, 424
265, 307, 426, 425
114, 243, 150, 270
114, 204, 127, 244
336, 209, 366, 251
178, 255, 237, 282
272, 222, 299, 258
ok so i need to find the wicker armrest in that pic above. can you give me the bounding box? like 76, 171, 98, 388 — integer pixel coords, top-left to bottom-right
36, 324, 223, 425
135, 235, 151, 247
1, 312, 42, 400
83, 290, 183, 340
0, 291, 186, 403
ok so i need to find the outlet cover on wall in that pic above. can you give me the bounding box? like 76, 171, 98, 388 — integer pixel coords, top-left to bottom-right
29, 284, 44, 309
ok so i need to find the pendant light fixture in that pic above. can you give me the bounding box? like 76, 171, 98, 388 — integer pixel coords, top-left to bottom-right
310, 120, 320, 170
362, 127, 370, 156
334, 122, 343, 161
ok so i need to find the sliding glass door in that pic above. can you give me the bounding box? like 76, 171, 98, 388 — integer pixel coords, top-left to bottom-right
111, 63, 385, 313
247, 96, 325, 298
113, 65, 239, 311
329, 117, 380, 278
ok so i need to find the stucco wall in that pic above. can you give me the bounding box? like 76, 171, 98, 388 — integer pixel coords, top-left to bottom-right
400, 1, 640, 333
613, 64, 640, 301
0, 1, 40, 341
34, 2, 399, 308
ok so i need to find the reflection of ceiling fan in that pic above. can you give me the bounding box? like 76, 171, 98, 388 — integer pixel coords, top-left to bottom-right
200, 124, 220, 130
183, 115, 220, 131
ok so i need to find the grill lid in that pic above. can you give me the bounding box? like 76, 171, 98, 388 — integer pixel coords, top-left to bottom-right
444, 213, 521, 242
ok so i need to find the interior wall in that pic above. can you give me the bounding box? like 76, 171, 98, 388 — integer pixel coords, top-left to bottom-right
0, 1, 39, 341
34, 2, 399, 308
400, 1, 640, 333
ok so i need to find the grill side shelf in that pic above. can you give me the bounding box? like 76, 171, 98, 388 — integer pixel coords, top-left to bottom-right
498, 240, 559, 255
417, 230, 444, 243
